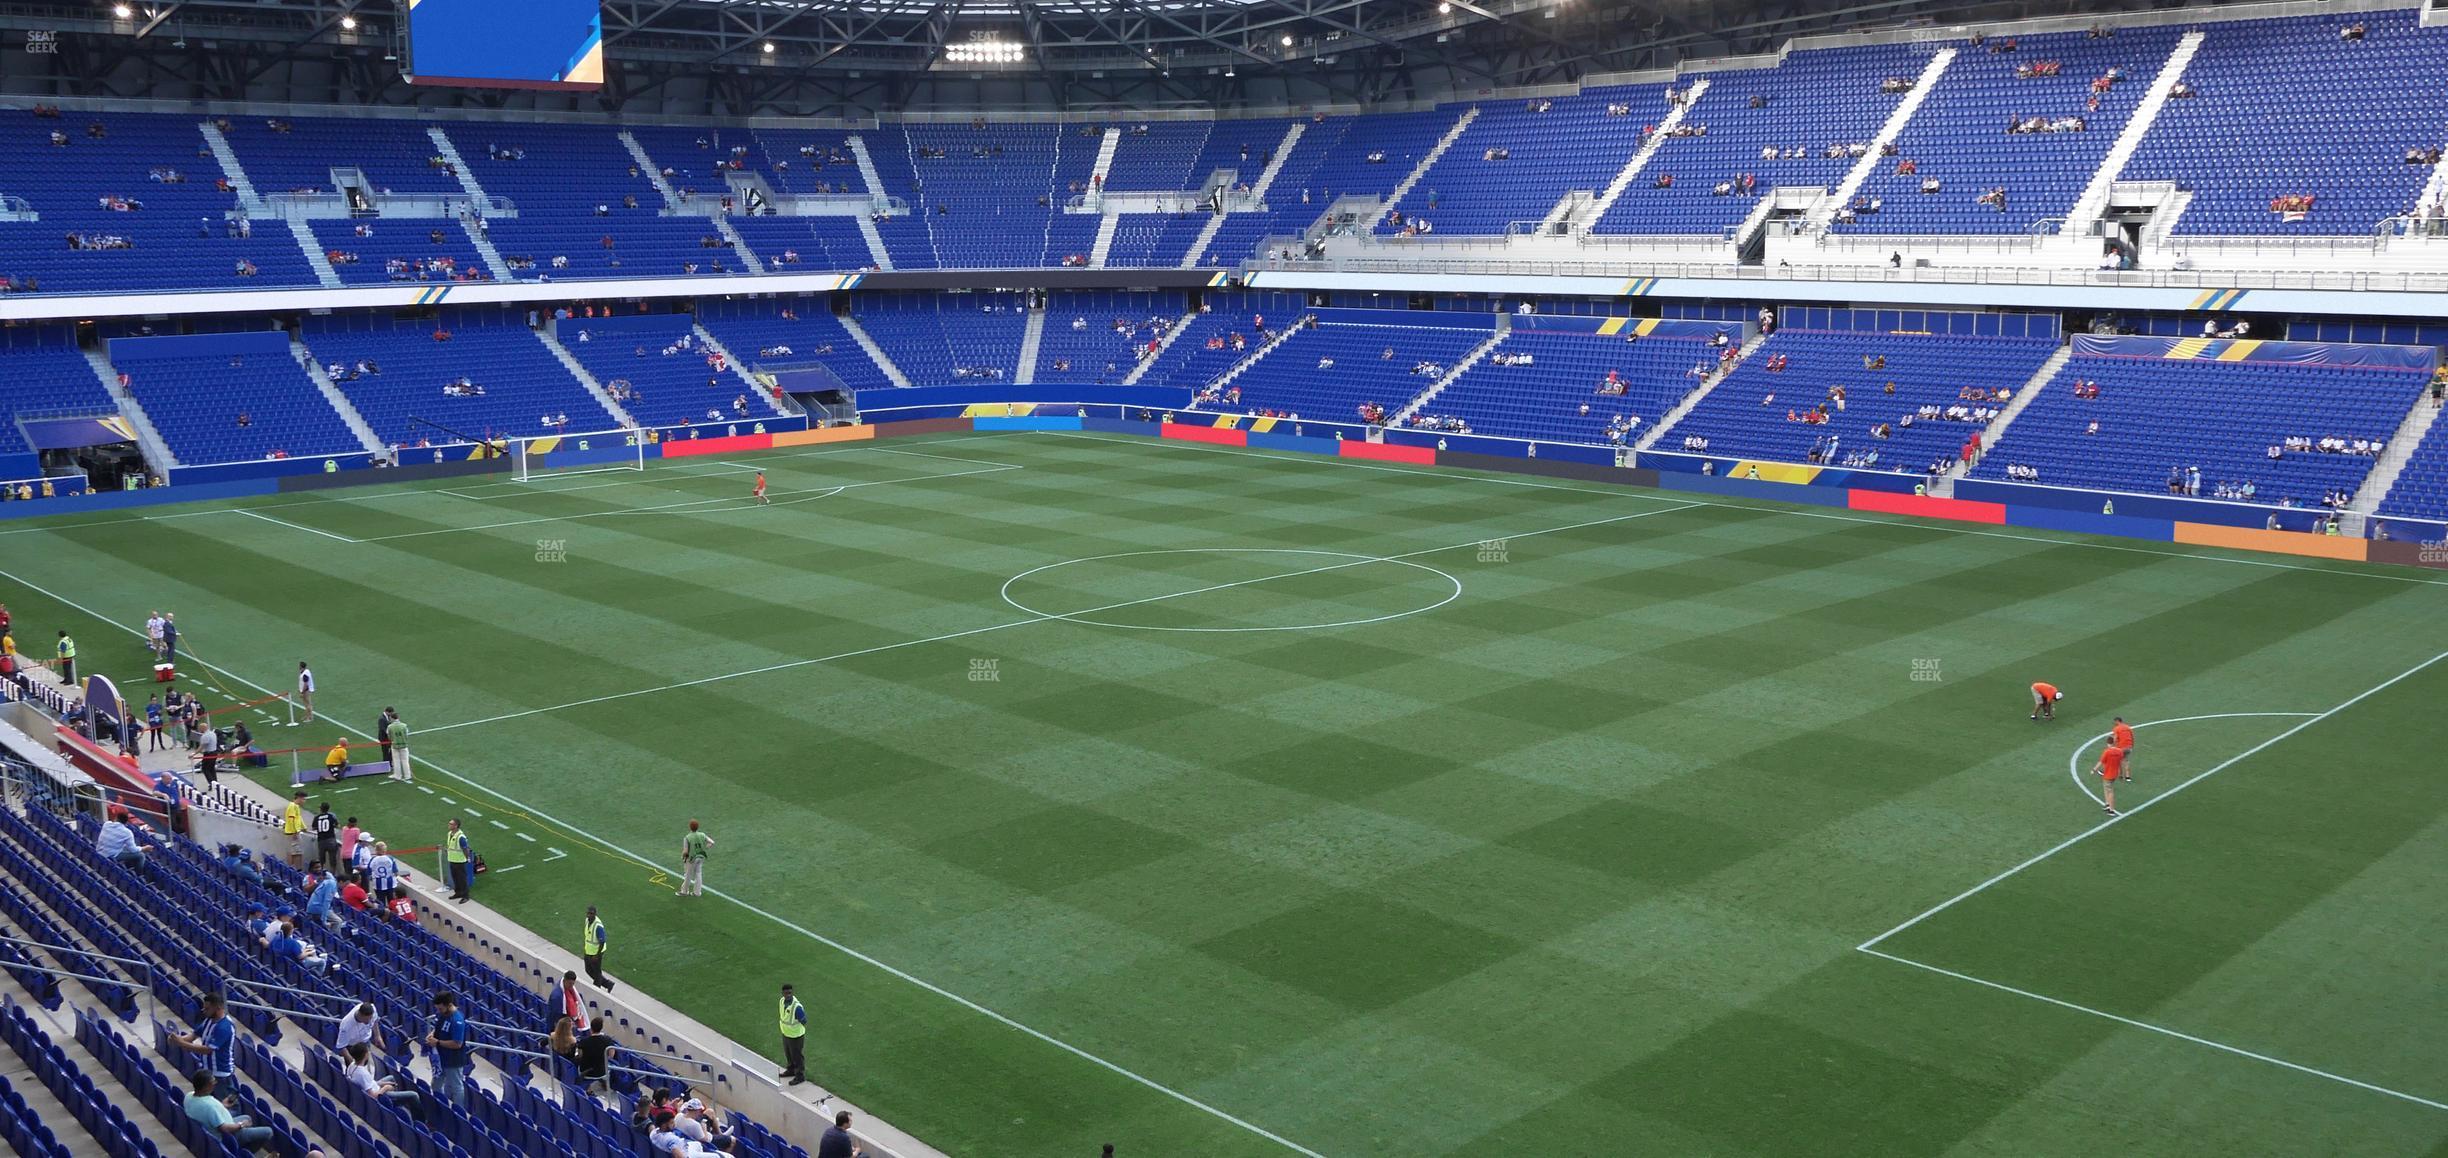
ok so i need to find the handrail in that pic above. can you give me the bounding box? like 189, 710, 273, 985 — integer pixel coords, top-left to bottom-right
0, 933, 154, 972
223, 974, 721, 1072
222, 994, 694, 1084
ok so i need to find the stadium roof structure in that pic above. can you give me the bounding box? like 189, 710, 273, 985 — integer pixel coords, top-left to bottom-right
0, 0, 2286, 118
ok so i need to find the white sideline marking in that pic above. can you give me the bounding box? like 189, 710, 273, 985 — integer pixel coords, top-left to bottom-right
1044, 431, 2448, 589
0, 559, 1334, 1157
1860, 649, 2448, 952
1859, 948, 2448, 1113
2061, 712, 2318, 806
236, 509, 361, 544
422, 503, 1700, 735
0, 432, 1015, 537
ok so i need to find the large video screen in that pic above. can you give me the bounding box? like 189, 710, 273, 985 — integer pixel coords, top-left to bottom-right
405, 0, 604, 90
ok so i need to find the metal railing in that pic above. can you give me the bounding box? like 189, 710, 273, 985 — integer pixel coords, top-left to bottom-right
1240, 252, 2448, 293
220, 983, 706, 1089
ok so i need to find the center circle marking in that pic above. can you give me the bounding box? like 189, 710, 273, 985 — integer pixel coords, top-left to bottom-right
999, 548, 1464, 633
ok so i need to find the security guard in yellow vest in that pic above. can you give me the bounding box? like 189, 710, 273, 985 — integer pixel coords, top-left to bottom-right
53, 631, 74, 683
582, 906, 614, 992
778, 983, 808, 1085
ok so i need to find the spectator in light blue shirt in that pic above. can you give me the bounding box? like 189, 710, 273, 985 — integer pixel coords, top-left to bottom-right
94, 811, 144, 869
304, 869, 341, 933
183, 1071, 273, 1152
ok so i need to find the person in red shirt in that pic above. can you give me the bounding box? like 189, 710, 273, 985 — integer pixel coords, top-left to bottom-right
752, 471, 769, 506
2109, 716, 2135, 781
2092, 743, 2127, 816
2030, 681, 2062, 721
340, 879, 369, 911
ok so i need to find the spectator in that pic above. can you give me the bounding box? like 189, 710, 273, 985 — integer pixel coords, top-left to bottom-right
424, 992, 471, 1107
304, 868, 341, 933
96, 809, 144, 868
183, 1071, 274, 1153
344, 1042, 423, 1121
575, 1016, 615, 1092
168, 994, 239, 1093
819, 1110, 863, 1158
336, 1002, 380, 1056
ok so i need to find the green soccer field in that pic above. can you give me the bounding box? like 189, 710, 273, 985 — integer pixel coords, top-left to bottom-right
5, 430, 2445, 1157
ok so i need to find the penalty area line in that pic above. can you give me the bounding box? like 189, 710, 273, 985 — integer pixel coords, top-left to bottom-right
1861, 649, 2448, 952
1857, 947, 2448, 1113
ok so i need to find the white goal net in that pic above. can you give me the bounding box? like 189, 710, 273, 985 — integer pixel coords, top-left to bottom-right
510, 427, 648, 482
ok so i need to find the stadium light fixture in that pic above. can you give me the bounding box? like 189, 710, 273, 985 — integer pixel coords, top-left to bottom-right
761, 41, 776, 54
340, 15, 357, 30
1279, 33, 1293, 46
111, 3, 132, 17
944, 39, 1024, 63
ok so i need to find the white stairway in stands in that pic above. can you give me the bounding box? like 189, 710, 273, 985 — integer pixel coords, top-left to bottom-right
693, 324, 789, 416
841, 316, 912, 388
532, 329, 637, 428
197, 121, 260, 206
426, 126, 497, 207
1391, 333, 1505, 425
1582, 78, 1710, 226
1208, 316, 1310, 392
1181, 121, 1306, 268
86, 348, 179, 470
1014, 310, 1046, 385
1636, 330, 1771, 452
292, 340, 387, 453
847, 137, 896, 270
1089, 128, 1122, 192
1931, 344, 2072, 496
2352, 393, 2448, 516
1123, 309, 1201, 384
1380, 109, 1480, 222
287, 219, 345, 288
1811, 49, 1956, 229
2063, 31, 2205, 237
459, 220, 516, 280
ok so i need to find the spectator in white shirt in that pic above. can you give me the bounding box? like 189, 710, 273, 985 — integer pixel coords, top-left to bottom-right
336, 1002, 379, 1055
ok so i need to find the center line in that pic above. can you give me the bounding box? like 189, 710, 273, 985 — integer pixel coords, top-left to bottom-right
423, 502, 1701, 734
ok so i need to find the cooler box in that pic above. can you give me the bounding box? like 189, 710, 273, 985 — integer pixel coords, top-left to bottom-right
154, 663, 177, 683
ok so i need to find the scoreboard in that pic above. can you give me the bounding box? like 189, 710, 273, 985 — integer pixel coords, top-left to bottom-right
404, 0, 603, 90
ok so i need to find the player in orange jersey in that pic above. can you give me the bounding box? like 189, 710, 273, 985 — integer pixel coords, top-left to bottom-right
753, 471, 769, 505
2030, 681, 2062, 721
2092, 743, 2127, 816
2109, 715, 2135, 782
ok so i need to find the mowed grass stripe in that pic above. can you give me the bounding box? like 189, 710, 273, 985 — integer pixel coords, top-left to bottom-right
3, 432, 2442, 1157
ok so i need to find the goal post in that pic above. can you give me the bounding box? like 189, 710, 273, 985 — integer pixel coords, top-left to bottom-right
511, 426, 648, 482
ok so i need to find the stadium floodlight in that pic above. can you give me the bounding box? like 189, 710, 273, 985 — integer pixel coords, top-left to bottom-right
944, 39, 1024, 63
761, 41, 775, 54
1280, 33, 1293, 46
111, 3, 132, 17
340, 14, 357, 30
